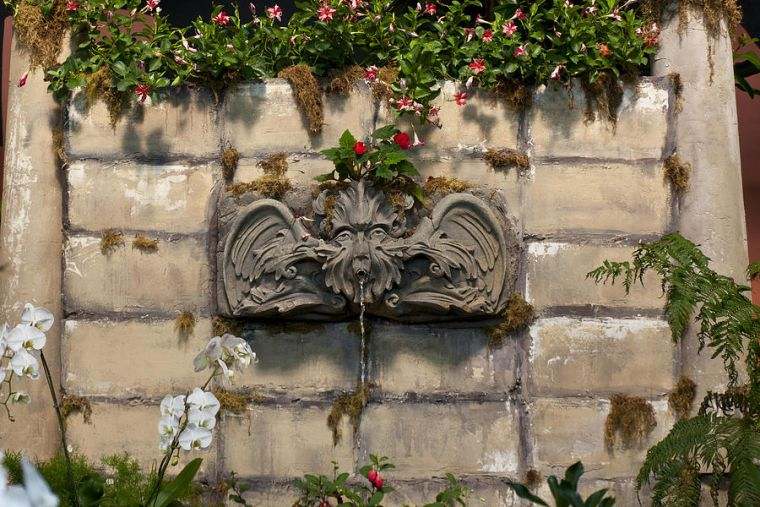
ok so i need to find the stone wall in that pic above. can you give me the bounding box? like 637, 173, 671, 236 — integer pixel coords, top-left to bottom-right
0, 8, 748, 506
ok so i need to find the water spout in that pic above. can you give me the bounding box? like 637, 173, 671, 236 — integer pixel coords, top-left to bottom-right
358, 278, 367, 384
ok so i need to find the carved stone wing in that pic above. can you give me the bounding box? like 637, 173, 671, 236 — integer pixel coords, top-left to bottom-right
222, 199, 348, 319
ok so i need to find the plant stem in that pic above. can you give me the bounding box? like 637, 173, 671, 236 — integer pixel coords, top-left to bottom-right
40, 350, 80, 507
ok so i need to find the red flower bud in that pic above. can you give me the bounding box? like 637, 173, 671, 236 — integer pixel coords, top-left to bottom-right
354, 140, 367, 155
367, 469, 378, 483
392, 132, 412, 150
373, 476, 384, 489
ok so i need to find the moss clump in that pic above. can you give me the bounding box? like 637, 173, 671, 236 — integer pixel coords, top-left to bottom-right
494, 79, 532, 111
327, 382, 372, 446
52, 126, 68, 169
13, 0, 68, 69
524, 469, 542, 490
100, 229, 125, 255
212, 315, 243, 337
131, 235, 159, 254
484, 148, 530, 170
422, 176, 471, 199
85, 67, 132, 127
175, 311, 196, 339
221, 147, 240, 181
664, 154, 691, 192
328, 65, 364, 95
487, 293, 534, 350
582, 73, 624, 126
372, 66, 399, 102
60, 394, 92, 424
640, 0, 742, 38
278, 64, 323, 135
604, 394, 657, 450
227, 153, 292, 199
213, 388, 264, 414
671, 72, 684, 113
669, 376, 697, 421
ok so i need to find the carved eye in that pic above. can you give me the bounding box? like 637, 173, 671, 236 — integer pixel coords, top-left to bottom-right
334, 230, 354, 242
369, 227, 387, 240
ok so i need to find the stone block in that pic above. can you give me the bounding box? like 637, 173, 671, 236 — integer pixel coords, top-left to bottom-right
529, 79, 670, 160
221, 404, 354, 477
525, 243, 665, 310
370, 323, 518, 395
232, 155, 334, 185
390, 478, 518, 506
67, 161, 219, 234
359, 402, 519, 478
528, 317, 676, 397
529, 398, 674, 479
67, 88, 219, 159
524, 161, 670, 235
62, 318, 213, 397
64, 235, 211, 314
223, 80, 376, 155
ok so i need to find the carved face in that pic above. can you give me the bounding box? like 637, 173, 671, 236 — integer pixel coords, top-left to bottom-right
315, 181, 406, 304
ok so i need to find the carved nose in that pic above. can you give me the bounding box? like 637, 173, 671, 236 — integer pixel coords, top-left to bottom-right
352, 255, 371, 282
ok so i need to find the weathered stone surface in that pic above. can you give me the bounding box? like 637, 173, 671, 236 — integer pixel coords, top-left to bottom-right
67, 161, 220, 234
67, 88, 219, 159
390, 478, 518, 506
524, 161, 670, 235
370, 323, 517, 394
236, 483, 301, 506
380, 81, 521, 155
233, 155, 333, 184
222, 405, 353, 477
223, 80, 376, 155
529, 79, 670, 160
525, 243, 665, 310
62, 318, 213, 397
358, 402, 520, 478
64, 235, 211, 314
529, 398, 674, 479
528, 317, 676, 397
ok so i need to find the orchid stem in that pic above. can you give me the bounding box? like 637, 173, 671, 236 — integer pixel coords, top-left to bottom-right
40, 350, 79, 507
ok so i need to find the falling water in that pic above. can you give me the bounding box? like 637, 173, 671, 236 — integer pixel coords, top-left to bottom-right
358, 279, 367, 383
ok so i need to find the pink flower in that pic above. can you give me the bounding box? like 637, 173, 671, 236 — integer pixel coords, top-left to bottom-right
468, 58, 486, 74
513, 45, 526, 57
513, 8, 526, 20
317, 4, 336, 21
348, 0, 363, 10
454, 91, 468, 106
267, 4, 282, 21
212, 10, 230, 25
475, 14, 487, 24
146, 0, 160, 11
363, 65, 379, 83
135, 84, 151, 103
550, 65, 564, 80
412, 130, 425, 147
394, 96, 415, 112
610, 9, 621, 21
463, 27, 475, 42
65, 0, 78, 11
481, 29, 493, 42
17, 71, 28, 87
182, 37, 198, 53
502, 20, 517, 36
424, 2, 436, 15
427, 105, 440, 123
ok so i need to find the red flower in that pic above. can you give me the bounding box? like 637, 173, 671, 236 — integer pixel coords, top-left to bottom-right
454, 91, 468, 106
17, 71, 28, 88
393, 132, 412, 150
373, 475, 384, 489
317, 4, 336, 21
481, 29, 493, 42
146, 0, 160, 11
267, 4, 283, 21
212, 10, 231, 25
363, 65, 379, 83
513, 7, 526, 20
65, 0, 78, 11
354, 141, 367, 155
367, 469, 378, 483
502, 20, 517, 37
424, 2, 436, 15
513, 45, 526, 57
135, 83, 151, 103
597, 43, 611, 57
468, 58, 486, 74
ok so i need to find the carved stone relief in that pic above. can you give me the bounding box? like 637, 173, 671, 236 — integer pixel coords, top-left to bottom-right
220, 180, 519, 322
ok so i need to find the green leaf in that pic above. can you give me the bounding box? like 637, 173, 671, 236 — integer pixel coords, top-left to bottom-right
371, 124, 397, 140
504, 481, 549, 506
314, 171, 336, 183
150, 458, 203, 507
339, 129, 357, 151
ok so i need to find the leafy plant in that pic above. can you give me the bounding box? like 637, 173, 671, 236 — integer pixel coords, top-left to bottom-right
505, 461, 615, 506
588, 233, 760, 505
735, 36, 760, 98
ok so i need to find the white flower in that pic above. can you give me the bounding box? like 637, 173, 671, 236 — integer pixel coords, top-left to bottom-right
0, 454, 59, 507
222, 334, 256, 370
10, 349, 39, 379
6, 325, 46, 352
193, 334, 256, 375
9, 392, 30, 404
0, 323, 8, 355
160, 395, 186, 419
20, 304, 54, 333
187, 388, 220, 416
178, 423, 213, 450
158, 415, 180, 450
193, 336, 222, 372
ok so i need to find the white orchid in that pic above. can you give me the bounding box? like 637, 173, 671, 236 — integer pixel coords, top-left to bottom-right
159, 395, 185, 419
158, 415, 180, 450
193, 334, 256, 377
6, 325, 46, 353
20, 304, 54, 333
0, 453, 59, 507
9, 392, 30, 404
178, 423, 213, 450
187, 388, 219, 430
9, 349, 39, 379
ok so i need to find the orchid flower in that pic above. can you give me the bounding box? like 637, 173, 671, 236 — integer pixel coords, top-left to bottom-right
21, 304, 53, 333
10, 349, 39, 379
178, 424, 213, 450
6, 325, 46, 353
160, 394, 186, 419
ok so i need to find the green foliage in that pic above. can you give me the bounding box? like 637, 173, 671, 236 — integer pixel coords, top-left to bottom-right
735, 36, 760, 99
589, 233, 760, 505
505, 461, 615, 506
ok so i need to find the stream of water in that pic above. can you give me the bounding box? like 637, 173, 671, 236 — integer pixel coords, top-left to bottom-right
359, 279, 367, 384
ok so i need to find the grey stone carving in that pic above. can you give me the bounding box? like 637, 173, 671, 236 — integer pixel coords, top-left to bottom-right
221, 180, 517, 322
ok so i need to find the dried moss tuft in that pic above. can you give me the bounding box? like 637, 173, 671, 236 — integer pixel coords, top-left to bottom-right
221, 147, 240, 181
131, 235, 159, 254
100, 229, 125, 255
13, 0, 68, 69
327, 382, 372, 446
640, 0, 742, 38
423, 176, 471, 198
327, 65, 364, 95
212, 315, 243, 337
669, 376, 697, 421
582, 73, 624, 126
85, 67, 132, 127
60, 394, 92, 424
524, 469, 542, 489
664, 154, 691, 192
213, 388, 263, 414
487, 293, 534, 350
604, 394, 657, 450
484, 148, 530, 170
671, 72, 684, 113
259, 152, 288, 177
494, 79, 533, 111
51, 127, 67, 169
227, 153, 292, 199
175, 311, 196, 339
278, 64, 324, 135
